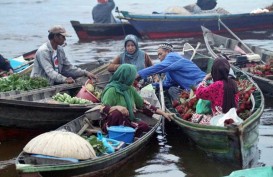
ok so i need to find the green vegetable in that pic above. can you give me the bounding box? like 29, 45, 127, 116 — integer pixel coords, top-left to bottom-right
0, 74, 49, 92
52, 93, 92, 104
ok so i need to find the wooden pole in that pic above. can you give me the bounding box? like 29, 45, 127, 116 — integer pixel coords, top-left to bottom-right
159, 74, 165, 135
218, 19, 254, 54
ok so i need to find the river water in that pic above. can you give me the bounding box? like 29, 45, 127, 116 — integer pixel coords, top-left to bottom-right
0, 0, 273, 177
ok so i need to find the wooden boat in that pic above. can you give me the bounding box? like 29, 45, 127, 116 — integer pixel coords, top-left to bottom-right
164, 50, 264, 168
202, 25, 273, 96
0, 63, 111, 141
224, 166, 273, 177
119, 10, 273, 39
15, 89, 162, 177
0, 61, 107, 98
70, 20, 141, 41
1, 49, 36, 77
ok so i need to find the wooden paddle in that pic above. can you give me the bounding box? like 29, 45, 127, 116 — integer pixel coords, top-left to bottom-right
218, 19, 265, 64
158, 74, 166, 135
190, 42, 201, 60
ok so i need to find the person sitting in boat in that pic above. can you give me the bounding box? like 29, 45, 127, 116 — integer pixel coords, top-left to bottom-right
92, 0, 116, 23
195, 57, 239, 116
107, 34, 153, 72
0, 54, 13, 75
30, 25, 97, 85
136, 43, 206, 100
100, 64, 173, 137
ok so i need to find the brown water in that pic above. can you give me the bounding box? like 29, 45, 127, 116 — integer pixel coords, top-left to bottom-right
1, 0, 273, 177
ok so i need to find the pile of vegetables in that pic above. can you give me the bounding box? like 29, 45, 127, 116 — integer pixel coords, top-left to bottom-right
52, 93, 92, 104
85, 83, 102, 100
0, 74, 49, 92
84, 135, 107, 156
172, 79, 256, 121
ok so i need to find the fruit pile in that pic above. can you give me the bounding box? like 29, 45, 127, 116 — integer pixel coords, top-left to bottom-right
172, 89, 198, 121
86, 83, 102, 100
235, 79, 256, 120
246, 64, 273, 77
52, 93, 91, 104
172, 79, 256, 121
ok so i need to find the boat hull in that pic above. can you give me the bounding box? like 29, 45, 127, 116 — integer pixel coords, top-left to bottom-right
121, 11, 273, 39
0, 63, 109, 141
70, 20, 141, 41
16, 91, 161, 177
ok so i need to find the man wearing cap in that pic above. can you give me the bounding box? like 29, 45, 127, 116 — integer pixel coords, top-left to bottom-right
30, 25, 97, 85
92, 0, 116, 23
136, 43, 206, 99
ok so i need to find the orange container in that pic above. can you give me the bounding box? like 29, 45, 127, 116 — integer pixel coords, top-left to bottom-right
75, 80, 100, 103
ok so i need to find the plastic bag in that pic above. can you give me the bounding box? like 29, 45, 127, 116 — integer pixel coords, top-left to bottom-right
196, 99, 212, 114
210, 108, 243, 127
97, 132, 115, 154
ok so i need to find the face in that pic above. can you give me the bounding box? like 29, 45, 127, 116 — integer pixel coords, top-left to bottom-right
125, 41, 136, 54
157, 48, 169, 61
55, 34, 66, 46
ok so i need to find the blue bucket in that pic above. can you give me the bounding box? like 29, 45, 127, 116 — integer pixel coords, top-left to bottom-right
107, 126, 135, 144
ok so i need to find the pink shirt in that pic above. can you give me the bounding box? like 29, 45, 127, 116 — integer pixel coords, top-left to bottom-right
195, 81, 238, 115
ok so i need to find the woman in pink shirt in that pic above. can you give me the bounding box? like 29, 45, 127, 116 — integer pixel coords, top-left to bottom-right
195, 57, 239, 115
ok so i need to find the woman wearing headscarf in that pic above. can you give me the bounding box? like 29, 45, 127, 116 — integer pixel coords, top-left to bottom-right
195, 57, 239, 115
100, 64, 173, 137
107, 34, 153, 72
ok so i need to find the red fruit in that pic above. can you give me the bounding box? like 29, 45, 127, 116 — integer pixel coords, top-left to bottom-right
240, 103, 246, 110
176, 105, 184, 114
183, 113, 192, 120
172, 100, 179, 108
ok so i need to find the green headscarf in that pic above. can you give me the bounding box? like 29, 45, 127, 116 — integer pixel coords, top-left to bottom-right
101, 64, 137, 120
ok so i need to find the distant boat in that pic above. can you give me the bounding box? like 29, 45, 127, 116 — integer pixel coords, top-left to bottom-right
1, 49, 36, 77
202, 25, 273, 97
70, 20, 141, 41
119, 10, 273, 39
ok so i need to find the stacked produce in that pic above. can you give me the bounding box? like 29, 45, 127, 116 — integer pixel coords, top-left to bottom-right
172, 89, 198, 121
0, 74, 49, 92
85, 83, 102, 100
246, 64, 273, 77
172, 79, 256, 121
236, 79, 256, 120
52, 93, 92, 104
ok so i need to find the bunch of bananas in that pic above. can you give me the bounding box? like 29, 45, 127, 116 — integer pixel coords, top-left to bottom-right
52, 93, 92, 104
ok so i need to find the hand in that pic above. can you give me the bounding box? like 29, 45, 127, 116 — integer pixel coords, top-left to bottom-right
203, 73, 212, 81
65, 77, 75, 84
161, 112, 174, 121
86, 72, 97, 80
8, 69, 14, 74
109, 105, 129, 117
156, 109, 174, 121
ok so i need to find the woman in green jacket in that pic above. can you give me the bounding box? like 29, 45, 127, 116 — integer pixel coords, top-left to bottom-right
100, 64, 172, 137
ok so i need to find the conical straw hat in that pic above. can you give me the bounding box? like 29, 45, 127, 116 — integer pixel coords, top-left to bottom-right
23, 130, 96, 160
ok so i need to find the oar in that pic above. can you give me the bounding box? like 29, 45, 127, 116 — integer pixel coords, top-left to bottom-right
115, 7, 126, 37
190, 42, 201, 60
158, 74, 166, 135
218, 19, 265, 64
218, 19, 254, 54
